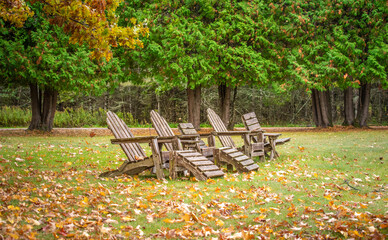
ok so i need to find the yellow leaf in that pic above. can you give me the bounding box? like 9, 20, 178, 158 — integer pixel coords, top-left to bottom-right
216, 219, 224, 227
181, 214, 191, 222
163, 218, 175, 223
8, 233, 19, 239
324, 195, 332, 200
207, 178, 215, 183
122, 216, 135, 222
360, 203, 368, 209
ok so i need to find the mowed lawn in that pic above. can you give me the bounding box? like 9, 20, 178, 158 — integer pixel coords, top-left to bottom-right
0, 130, 387, 239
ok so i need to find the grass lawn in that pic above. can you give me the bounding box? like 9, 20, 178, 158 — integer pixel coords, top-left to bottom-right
0, 130, 387, 239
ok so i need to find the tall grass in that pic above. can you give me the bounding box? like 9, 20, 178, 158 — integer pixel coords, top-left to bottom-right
0, 106, 31, 127
0, 106, 141, 128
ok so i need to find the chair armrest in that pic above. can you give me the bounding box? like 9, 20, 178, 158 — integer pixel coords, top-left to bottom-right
250, 128, 266, 133
264, 133, 282, 138
111, 136, 158, 144
212, 131, 250, 136
155, 136, 179, 144
180, 139, 201, 144
198, 133, 212, 137
177, 134, 200, 139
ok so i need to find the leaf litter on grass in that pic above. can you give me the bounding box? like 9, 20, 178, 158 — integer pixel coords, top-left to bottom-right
0, 131, 387, 239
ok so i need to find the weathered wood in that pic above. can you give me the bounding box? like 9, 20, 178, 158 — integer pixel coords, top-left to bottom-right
207, 108, 235, 147
186, 156, 209, 162
151, 137, 164, 180
99, 158, 154, 178
207, 108, 265, 159
247, 123, 261, 131
152, 111, 225, 180
244, 118, 259, 126
212, 131, 250, 136
198, 165, 221, 171
242, 112, 291, 160
235, 156, 250, 162
100, 111, 164, 180
239, 159, 255, 166
245, 164, 260, 171
201, 148, 214, 157
111, 136, 158, 144
217, 148, 260, 172
107, 112, 145, 161
179, 152, 202, 157
204, 170, 225, 178
276, 137, 291, 145
229, 152, 243, 158
190, 160, 215, 166
150, 110, 175, 151
222, 148, 238, 154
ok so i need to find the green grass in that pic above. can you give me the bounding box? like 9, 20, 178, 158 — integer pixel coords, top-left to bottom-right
0, 130, 387, 239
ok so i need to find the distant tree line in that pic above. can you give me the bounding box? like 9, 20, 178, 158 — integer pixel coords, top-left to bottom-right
1, 84, 387, 128
0, 0, 386, 131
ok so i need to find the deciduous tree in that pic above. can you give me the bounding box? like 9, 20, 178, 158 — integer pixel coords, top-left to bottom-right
0, 1, 149, 131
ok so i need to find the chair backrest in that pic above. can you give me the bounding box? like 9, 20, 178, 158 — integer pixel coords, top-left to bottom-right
178, 123, 199, 135
178, 123, 208, 149
242, 112, 262, 131
107, 111, 147, 161
206, 108, 236, 148
150, 110, 174, 151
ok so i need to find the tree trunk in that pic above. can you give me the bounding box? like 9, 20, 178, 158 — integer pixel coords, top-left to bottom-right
227, 87, 238, 130
28, 83, 58, 132
355, 82, 371, 127
311, 89, 322, 127
218, 84, 232, 129
311, 89, 332, 128
28, 83, 42, 130
318, 91, 330, 128
187, 85, 201, 130
343, 87, 355, 126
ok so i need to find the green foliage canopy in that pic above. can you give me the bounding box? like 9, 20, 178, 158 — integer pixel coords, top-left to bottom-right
118, 0, 282, 91
0, 3, 123, 95
273, 0, 387, 91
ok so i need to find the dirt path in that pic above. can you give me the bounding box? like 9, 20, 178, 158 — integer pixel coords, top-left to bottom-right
0, 126, 386, 137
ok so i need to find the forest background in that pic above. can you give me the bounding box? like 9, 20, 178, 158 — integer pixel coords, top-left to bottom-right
0, 0, 387, 130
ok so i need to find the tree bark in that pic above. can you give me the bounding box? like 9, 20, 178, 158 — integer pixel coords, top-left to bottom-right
28, 83, 42, 130
311, 89, 332, 128
227, 87, 238, 130
28, 84, 58, 131
187, 85, 201, 130
218, 84, 232, 129
311, 89, 322, 127
343, 87, 355, 126
318, 91, 330, 128
355, 82, 371, 127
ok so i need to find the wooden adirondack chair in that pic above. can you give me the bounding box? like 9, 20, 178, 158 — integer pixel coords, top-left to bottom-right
178, 123, 215, 161
206, 108, 260, 172
150, 110, 224, 180
207, 108, 266, 159
99, 111, 164, 180
242, 112, 291, 160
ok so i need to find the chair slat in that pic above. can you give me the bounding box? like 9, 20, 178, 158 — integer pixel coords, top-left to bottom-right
150, 110, 174, 152
107, 111, 146, 161
207, 108, 235, 148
